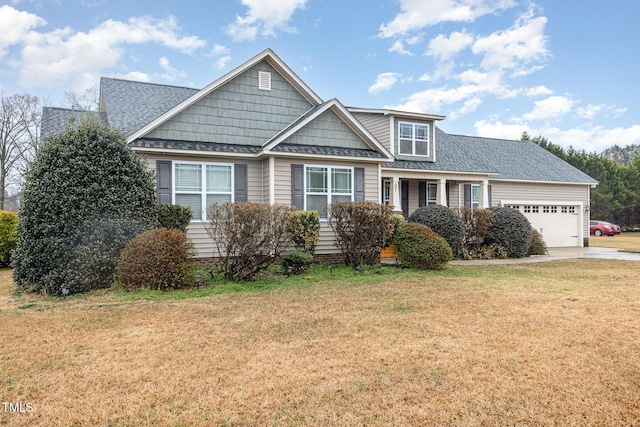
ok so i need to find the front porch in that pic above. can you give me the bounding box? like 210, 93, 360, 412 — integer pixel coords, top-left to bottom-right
380, 171, 493, 218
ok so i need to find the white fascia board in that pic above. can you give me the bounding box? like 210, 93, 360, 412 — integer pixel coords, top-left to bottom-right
490, 178, 599, 186
381, 167, 497, 177
347, 107, 446, 121
127, 49, 323, 143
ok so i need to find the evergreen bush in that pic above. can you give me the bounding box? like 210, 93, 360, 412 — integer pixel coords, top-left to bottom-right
117, 228, 196, 291
12, 116, 157, 295
281, 249, 314, 276
393, 223, 453, 270
487, 207, 533, 258
528, 229, 548, 256
156, 204, 192, 233
0, 210, 17, 267
286, 210, 320, 255
408, 205, 465, 258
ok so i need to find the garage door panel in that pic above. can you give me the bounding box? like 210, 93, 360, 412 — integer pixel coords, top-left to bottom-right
504, 204, 580, 247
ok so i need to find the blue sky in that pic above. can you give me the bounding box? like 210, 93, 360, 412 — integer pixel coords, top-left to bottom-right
1, 0, 639, 152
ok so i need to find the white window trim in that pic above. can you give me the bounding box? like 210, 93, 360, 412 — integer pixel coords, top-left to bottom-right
398, 121, 430, 157
471, 183, 480, 208
173, 160, 234, 222
426, 182, 438, 205
304, 164, 354, 219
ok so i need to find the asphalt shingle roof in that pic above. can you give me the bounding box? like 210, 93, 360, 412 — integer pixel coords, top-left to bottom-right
271, 143, 387, 158
383, 127, 597, 184
133, 138, 261, 154
40, 108, 100, 142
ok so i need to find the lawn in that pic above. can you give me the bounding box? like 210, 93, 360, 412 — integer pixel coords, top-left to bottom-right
590, 230, 640, 252
1, 249, 640, 425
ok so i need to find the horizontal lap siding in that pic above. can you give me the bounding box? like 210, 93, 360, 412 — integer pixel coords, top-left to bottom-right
274, 157, 380, 255
142, 153, 263, 258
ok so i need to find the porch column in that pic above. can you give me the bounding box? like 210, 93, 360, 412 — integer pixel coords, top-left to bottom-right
480, 179, 490, 208
436, 178, 447, 206
391, 176, 402, 213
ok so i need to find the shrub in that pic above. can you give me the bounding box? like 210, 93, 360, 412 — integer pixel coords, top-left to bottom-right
459, 207, 494, 246
66, 217, 148, 293
12, 116, 157, 296
0, 211, 17, 267
286, 210, 320, 255
156, 204, 192, 233
117, 228, 196, 291
329, 201, 394, 268
528, 229, 547, 256
393, 223, 452, 270
281, 249, 314, 276
463, 243, 508, 260
408, 205, 465, 258
383, 214, 405, 248
487, 207, 533, 258
206, 202, 295, 281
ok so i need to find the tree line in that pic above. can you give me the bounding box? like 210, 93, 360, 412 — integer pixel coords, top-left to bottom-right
522, 132, 640, 229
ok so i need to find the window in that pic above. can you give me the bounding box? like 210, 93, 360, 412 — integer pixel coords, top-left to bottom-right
398, 122, 429, 156
471, 184, 480, 208
305, 166, 353, 218
427, 183, 437, 205
543, 206, 550, 213
505, 205, 520, 210
383, 180, 391, 206
532, 206, 539, 213
562, 206, 568, 213
568, 206, 576, 214
524, 205, 531, 213
551, 206, 557, 213
174, 162, 232, 220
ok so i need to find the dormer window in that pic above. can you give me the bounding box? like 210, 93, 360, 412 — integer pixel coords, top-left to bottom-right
399, 122, 429, 156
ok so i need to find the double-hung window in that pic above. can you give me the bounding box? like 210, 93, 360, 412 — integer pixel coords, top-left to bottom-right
427, 183, 437, 205
471, 184, 480, 208
174, 162, 233, 220
399, 122, 429, 156
305, 166, 353, 218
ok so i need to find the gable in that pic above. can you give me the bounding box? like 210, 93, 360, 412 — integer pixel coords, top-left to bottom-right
144, 60, 314, 146
283, 109, 372, 151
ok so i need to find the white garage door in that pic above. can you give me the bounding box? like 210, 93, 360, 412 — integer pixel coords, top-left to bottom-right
503, 204, 581, 247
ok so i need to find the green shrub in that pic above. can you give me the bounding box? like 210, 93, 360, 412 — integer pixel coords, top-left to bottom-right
329, 201, 395, 268
116, 228, 196, 291
281, 249, 314, 276
393, 223, 452, 270
0, 211, 17, 267
156, 204, 192, 233
67, 217, 147, 293
12, 116, 157, 296
408, 205, 464, 258
206, 202, 295, 281
487, 207, 533, 258
286, 210, 320, 255
463, 243, 508, 260
528, 229, 547, 256
384, 213, 405, 248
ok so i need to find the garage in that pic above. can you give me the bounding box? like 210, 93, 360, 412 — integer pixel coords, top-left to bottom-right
502, 203, 583, 247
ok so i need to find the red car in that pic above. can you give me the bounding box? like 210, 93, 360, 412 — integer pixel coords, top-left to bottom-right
590, 220, 621, 236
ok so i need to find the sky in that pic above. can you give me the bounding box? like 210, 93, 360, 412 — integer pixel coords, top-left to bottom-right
1, 0, 639, 152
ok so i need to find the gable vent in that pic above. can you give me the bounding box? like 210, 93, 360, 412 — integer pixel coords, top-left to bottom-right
258, 71, 271, 91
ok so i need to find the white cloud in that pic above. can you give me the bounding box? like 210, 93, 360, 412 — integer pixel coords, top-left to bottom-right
427, 31, 474, 62
475, 119, 640, 152
525, 85, 553, 97
368, 72, 402, 94
118, 71, 150, 82
389, 40, 413, 56
449, 97, 482, 120
522, 95, 574, 120
158, 56, 186, 81
379, 0, 516, 38
2, 9, 206, 92
0, 5, 46, 58
472, 10, 549, 73
225, 0, 307, 42
208, 44, 231, 69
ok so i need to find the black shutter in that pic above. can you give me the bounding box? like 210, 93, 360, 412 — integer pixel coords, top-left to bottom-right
445, 182, 450, 207
464, 184, 471, 208
291, 164, 304, 210
418, 181, 426, 207
157, 160, 172, 204
234, 164, 248, 202
488, 184, 492, 207
354, 167, 365, 201
401, 180, 409, 218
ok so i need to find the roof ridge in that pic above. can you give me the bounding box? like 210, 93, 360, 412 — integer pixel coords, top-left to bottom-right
437, 127, 526, 144
43, 106, 92, 113
101, 76, 199, 91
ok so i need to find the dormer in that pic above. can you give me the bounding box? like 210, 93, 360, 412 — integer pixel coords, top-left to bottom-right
348, 108, 445, 162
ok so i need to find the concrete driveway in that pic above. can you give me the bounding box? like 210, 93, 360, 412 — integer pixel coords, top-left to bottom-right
449, 246, 640, 265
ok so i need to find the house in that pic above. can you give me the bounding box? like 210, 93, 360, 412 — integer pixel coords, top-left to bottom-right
41, 49, 598, 259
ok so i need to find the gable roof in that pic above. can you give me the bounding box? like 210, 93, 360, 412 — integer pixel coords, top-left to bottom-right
262, 99, 393, 160
385, 127, 598, 184
40, 107, 100, 142
127, 49, 323, 143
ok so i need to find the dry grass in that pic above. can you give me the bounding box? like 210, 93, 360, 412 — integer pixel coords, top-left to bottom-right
1, 259, 640, 426
590, 231, 640, 252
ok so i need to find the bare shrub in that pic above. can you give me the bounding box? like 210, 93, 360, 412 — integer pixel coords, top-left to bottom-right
206, 202, 295, 281
329, 201, 394, 268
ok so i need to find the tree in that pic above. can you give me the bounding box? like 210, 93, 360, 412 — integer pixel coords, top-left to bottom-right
12, 116, 158, 295
0, 90, 41, 209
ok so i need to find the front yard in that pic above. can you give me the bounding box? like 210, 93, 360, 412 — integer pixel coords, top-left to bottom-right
1, 238, 640, 425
